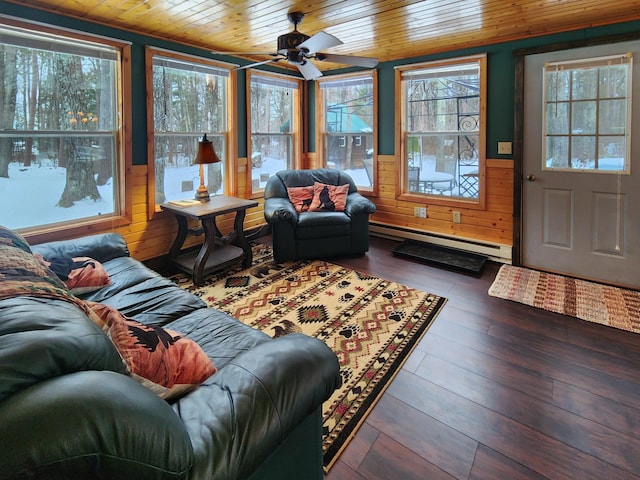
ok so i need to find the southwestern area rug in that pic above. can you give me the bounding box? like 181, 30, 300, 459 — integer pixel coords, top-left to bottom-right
172, 243, 447, 470
489, 264, 640, 334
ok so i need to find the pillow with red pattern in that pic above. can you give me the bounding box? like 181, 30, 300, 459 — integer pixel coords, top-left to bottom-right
287, 186, 315, 213
65, 257, 111, 294
309, 182, 349, 212
85, 301, 217, 401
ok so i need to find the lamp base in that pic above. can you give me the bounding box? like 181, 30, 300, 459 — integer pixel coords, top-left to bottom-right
194, 188, 210, 202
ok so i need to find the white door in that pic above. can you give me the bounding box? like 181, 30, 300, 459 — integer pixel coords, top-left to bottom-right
523, 41, 640, 289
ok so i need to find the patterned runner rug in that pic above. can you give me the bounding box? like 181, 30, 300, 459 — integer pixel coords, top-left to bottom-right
172, 244, 446, 470
489, 264, 640, 334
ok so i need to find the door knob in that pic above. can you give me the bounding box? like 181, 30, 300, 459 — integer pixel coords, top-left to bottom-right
526, 174, 536, 182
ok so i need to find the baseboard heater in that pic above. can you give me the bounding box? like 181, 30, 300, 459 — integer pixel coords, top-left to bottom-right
370, 223, 512, 263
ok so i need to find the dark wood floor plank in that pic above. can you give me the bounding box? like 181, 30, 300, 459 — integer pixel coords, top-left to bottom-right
552, 380, 640, 441
331, 422, 380, 472
422, 331, 555, 402
414, 353, 640, 475
469, 445, 549, 480
325, 461, 367, 480
356, 433, 458, 480
365, 394, 478, 479
387, 369, 608, 480
262, 236, 640, 480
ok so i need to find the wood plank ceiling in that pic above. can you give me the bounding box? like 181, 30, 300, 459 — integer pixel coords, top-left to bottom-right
6, 0, 640, 72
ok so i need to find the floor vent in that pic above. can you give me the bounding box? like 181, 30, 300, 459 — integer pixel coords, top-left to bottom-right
391, 239, 488, 275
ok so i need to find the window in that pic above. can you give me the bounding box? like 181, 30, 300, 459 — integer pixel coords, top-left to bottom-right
317, 72, 377, 191
0, 19, 129, 233
147, 48, 233, 212
543, 54, 631, 173
398, 55, 486, 205
247, 71, 301, 193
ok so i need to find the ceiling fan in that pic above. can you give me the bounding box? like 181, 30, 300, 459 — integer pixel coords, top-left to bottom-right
214, 12, 379, 80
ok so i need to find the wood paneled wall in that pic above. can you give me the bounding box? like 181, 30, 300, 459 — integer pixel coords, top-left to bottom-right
110, 157, 265, 262
79, 154, 512, 263
371, 155, 514, 247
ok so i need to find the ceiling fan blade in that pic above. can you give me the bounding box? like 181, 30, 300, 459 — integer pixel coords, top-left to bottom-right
212, 52, 277, 56
316, 53, 379, 68
236, 58, 282, 70
296, 60, 323, 80
298, 31, 343, 54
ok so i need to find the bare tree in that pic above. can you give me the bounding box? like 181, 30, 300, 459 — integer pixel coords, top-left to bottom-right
0, 46, 18, 178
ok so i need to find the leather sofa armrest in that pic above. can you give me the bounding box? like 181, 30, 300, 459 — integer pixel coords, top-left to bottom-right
174, 333, 341, 480
264, 197, 298, 224
0, 371, 194, 480
345, 192, 377, 217
32, 232, 130, 263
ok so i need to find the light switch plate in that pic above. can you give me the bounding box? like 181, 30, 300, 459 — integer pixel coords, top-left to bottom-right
498, 141, 512, 155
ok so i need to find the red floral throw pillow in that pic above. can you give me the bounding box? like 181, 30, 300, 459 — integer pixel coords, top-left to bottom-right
85, 301, 217, 401
287, 186, 315, 213
309, 182, 349, 212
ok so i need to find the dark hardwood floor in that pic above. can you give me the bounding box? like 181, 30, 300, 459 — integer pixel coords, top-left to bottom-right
318, 235, 640, 480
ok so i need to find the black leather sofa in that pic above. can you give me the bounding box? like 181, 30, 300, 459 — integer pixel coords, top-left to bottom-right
0, 227, 341, 480
263, 169, 376, 263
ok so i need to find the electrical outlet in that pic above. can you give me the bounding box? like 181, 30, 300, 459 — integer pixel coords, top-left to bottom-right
498, 141, 512, 155
414, 206, 427, 218
452, 211, 461, 223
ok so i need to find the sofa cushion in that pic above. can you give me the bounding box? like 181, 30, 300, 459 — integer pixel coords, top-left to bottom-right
86, 302, 217, 401
165, 308, 270, 370
296, 211, 351, 239
0, 297, 127, 404
83, 256, 206, 326
0, 370, 194, 480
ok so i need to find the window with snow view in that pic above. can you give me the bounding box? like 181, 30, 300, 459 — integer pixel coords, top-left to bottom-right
316, 72, 376, 192
247, 71, 301, 194
0, 19, 129, 232
147, 47, 232, 211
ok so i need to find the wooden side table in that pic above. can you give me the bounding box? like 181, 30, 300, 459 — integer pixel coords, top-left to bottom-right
161, 196, 259, 286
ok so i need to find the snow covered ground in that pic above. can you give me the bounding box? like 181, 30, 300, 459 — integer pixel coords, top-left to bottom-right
0, 157, 371, 231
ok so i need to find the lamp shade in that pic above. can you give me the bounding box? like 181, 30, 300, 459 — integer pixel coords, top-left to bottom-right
193, 133, 221, 165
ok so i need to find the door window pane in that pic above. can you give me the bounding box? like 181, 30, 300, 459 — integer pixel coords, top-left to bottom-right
543, 54, 631, 172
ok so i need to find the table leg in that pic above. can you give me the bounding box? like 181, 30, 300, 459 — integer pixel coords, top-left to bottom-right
233, 209, 252, 267
193, 217, 217, 286
169, 214, 188, 260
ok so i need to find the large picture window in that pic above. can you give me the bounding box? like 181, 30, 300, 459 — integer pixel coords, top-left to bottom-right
147, 48, 232, 211
247, 71, 301, 193
398, 55, 486, 205
317, 72, 376, 191
0, 20, 129, 233
543, 54, 632, 173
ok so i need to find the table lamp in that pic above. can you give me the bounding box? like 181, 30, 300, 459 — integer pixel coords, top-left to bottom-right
193, 133, 221, 202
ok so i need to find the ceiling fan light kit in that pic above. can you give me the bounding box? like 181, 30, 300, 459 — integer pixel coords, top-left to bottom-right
218, 11, 379, 80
